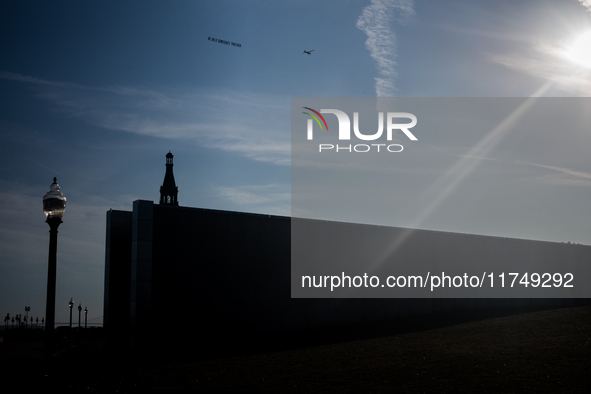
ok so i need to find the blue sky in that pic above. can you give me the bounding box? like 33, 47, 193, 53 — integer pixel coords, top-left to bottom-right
2, 0, 591, 326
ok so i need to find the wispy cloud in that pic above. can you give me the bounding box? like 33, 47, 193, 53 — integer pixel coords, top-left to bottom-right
513, 160, 591, 187
0, 71, 291, 165
0, 70, 73, 87
356, 0, 414, 97
205, 139, 290, 165
487, 43, 591, 95
519, 161, 591, 181
579, 1, 591, 12
213, 183, 290, 216
458, 153, 591, 187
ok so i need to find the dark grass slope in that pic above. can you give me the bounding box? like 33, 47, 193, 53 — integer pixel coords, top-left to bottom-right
1, 305, 590, 392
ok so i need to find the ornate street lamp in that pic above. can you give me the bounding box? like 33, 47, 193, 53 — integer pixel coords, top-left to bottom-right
77, 303, 82, 328
43, 177, 66, 358
84, 306, 88, 329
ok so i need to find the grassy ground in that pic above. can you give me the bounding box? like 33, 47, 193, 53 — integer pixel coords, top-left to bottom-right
1, 305, 590, 392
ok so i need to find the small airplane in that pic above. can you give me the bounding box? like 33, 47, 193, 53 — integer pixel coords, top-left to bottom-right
303, 50, 314, 55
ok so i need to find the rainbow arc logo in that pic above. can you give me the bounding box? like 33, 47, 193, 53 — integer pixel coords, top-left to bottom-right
302, 107, 329, 131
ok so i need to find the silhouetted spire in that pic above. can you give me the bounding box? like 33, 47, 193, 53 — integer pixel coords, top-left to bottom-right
160, 151, 179, 206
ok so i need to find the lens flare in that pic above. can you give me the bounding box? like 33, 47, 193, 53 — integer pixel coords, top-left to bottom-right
566, 31, 591, 68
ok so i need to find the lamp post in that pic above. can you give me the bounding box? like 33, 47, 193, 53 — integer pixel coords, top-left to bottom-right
69, 298, 74, 329
25, 306, 30, 329
77, 303, 82, 328
43, 177, 66, 358
84, 306, 88, 329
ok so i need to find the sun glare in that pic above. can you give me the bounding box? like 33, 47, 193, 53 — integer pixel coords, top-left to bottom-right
566, 31, 591, 68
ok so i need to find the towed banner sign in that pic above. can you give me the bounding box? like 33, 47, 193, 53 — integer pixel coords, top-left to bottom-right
208, 36, 242, 48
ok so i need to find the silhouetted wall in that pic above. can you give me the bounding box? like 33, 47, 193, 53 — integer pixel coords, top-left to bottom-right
104, 209, 132, 345
104, 201, 590, 351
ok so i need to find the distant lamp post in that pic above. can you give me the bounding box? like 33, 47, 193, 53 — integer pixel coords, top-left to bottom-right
69, 298, 74, 328
4, 313, 8, 330
25, 306, 30, 329
84, 307, 88, 329
43, 177, 66, 358
77, 303, 82, 328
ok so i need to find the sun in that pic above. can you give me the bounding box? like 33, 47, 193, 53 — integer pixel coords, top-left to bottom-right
566, 31, 591, 68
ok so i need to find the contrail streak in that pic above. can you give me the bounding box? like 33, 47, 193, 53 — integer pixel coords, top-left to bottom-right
1, 146, 63, 176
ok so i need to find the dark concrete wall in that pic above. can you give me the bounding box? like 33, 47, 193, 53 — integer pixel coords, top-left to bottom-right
292, 218, 591, 298
104, 209, 132, 343
148, 202, 291, 344
130, 200, 154, 344
105, 201, 590, 351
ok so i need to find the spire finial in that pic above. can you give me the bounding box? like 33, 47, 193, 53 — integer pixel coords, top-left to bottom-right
160, 152, 179, 206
